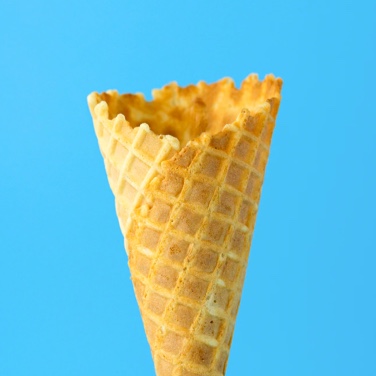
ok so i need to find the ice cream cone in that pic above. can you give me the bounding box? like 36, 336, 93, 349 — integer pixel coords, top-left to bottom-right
88, 74, 282, 375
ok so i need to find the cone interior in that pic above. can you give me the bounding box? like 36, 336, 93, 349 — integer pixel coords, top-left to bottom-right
88, 74, 282, 376
100, 74, 281, 148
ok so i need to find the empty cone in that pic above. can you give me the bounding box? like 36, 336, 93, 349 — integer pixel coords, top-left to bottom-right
88, 74, 282, 376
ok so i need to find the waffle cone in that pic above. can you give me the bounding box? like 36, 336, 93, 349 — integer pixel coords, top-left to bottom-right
88, 74, 282, 375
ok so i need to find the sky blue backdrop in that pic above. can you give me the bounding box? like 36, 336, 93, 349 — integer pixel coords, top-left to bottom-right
1, 1, 375, 375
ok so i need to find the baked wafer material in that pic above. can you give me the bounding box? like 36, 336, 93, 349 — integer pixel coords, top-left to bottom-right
88, 74, 282, 375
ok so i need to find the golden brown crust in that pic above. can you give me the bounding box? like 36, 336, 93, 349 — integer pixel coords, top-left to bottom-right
88, 74, 282, 376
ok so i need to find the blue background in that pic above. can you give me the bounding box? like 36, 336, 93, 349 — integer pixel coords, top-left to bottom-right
1, 1, 375, 375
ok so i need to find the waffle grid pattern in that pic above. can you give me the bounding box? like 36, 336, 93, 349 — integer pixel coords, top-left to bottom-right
125, 109, 275, 375
93, 114, 180, 254
88, 75, 282, 376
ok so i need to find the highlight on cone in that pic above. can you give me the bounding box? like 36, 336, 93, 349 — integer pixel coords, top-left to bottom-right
88, 74, 282, 376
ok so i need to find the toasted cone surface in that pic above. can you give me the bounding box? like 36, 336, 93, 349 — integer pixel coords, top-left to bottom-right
88, 74, 282, 376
